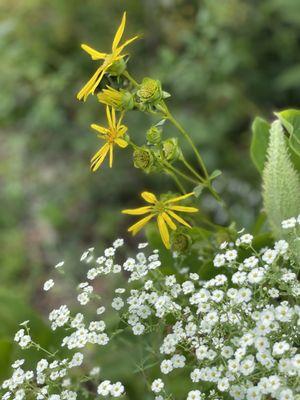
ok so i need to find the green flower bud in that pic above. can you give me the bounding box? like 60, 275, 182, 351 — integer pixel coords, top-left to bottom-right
107, 59, 127, 76
146, 126, 162, 145
121, 91, 134, 110
172, 231, 191, 253
133, 146, 154, 173
137, 78, 162, 104
162, 138, 181, 162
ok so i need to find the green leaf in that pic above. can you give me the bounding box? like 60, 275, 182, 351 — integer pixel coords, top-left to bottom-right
263, 120, 300, 264
193, 184, 204, 197
250, 116, 270, 173
275, 109, 300, 157
209, 169, 222, 180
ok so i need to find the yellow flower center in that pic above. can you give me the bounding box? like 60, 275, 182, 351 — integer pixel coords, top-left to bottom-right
153, 201, 166, 214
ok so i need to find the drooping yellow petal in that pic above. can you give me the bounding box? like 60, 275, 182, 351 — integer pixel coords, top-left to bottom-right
81, 44, 107, 60
122, 206, 152, 215
165, 192, 195, 204
162, 212, 177, 231
112, 12, 126, 51
128, 214, 154, 235
90, 124, 108, 135
157, 214, 170, 249
115, 138, 128, 148
169, 205, 198, 213
167, 210, 192, 228
90, 143, 110, 171
77, 65, 106, 101
109, 144, 113, 168
90, 68, 108, 95
91, 143, 109, 163
141, 191, 158, 204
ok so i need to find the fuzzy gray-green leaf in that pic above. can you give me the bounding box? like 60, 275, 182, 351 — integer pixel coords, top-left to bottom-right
263, 120, 300, 263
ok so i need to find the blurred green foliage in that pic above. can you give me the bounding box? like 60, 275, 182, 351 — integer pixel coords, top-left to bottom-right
0, 0, 300, 389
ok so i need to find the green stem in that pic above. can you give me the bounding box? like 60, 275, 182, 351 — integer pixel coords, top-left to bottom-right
123, 70, 139, 87
166, 170, 186, 194
163, 105, 209, 179
162, 160, 199, 185
180, 154, 205, 183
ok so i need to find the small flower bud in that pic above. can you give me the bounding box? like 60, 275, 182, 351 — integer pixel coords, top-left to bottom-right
172, 231, 191, 253
137, 78, 162, 104
98, 87, 134, 111
133, 147, 155, 173
146, 126, 162, 145
162, 138, 181, 162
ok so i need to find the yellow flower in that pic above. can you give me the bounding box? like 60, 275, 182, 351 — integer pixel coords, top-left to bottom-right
122, 192, 198, 249
90, 106, 128, 171
97, 86, 134, 110
77, 12, 138, 101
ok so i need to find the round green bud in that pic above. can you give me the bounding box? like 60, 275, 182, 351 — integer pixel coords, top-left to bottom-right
121, 91, 134, 110
133, 147, 154, 173
146, 126, 162, 145
137, 78, 162, 104
107, 59, 127, 76
172, 232, 191, 253
162, 138, 181, 162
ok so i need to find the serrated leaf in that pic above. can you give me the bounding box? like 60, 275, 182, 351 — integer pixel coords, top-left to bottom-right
250, 116, 270, 173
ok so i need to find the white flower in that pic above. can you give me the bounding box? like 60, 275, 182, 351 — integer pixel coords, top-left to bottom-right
110, 382, 125, 397
19, 335, 31, 348
213, 254, 226, 267
54, 261, 64, 269
243, 256, 259, 269
240, 356, 255, 376
187, 390, 202, 400
132, 323, 145, 335
225, 249, 237, 262
274, 240, 289, 255
279, 388, 294, 400
43, 279, 54, 291
97, 380, 112, 396
111, 297, 124, 311
151, 378, 164, 393
248, 268, 265, 284
217, 377, 229, 392
262, 249, 277, 264
281, 217, 296, 229
273, 341, 290, 356
160, 359, 173, 374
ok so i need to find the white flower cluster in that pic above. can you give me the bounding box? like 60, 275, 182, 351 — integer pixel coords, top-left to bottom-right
1, 223, 299, 400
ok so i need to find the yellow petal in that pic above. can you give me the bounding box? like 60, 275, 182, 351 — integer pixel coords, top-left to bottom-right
90, 144, 110, 171
111, 107, 116, 127
165, 192, 195, 204
90, 68, 107, 95
169, 205, 198, 213
106, 106, 113, 129
81, 44, 106, 60
141, 191, 157, 204
157, 214, 170, 249
109, 144, 113, 168
115, 35, 139, 55
128, 214, 154, 236
112, 12, 126, 51
122, 206, 152, 215
117, 125, 128, 137
90, 124, 108, 135
115, 138, 128, 148
77, 65, 105, 101
167, 210, 192, 228
91, 143, 109, 163
162, 212, 177, 230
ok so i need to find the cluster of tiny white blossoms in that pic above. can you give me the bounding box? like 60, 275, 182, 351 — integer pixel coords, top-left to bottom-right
1, 218, 299, 400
